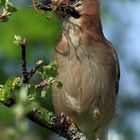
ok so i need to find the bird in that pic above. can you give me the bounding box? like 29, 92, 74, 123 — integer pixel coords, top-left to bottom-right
42, 0, 120, 139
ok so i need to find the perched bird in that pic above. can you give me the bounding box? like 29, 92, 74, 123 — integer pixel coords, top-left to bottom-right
42, 0, 120, 139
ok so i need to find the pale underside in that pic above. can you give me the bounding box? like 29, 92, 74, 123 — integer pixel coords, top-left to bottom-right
52, 17, 117, 140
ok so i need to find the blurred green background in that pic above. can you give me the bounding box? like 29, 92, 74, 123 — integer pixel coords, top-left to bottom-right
0, 0, 140, 140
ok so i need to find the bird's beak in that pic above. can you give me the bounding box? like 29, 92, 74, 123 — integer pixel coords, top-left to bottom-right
35, 0, 67, 12
34, 0, 52, 11
35, 0, 80, 18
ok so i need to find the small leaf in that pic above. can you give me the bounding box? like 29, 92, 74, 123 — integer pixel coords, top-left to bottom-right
1, 16, 9, 22
12, 77, 22, 88
36, 71, 43, 78
50, 61, 58, 69
45, 86, 52, 94
41, 88, 46, 98
7, 5, 17, 12
14, 35, 21, 46
44, 112, 50, 122
40, 108, 50, 123
41, 86, 52, 98
43, 61, 59, 78
57, 81, 63, 88
0, 77, 16, 102
28, 84, 36, 96
43, 65, 58, 78
6, 2, 17, 12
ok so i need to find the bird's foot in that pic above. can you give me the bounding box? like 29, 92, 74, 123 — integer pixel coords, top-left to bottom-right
58, 113, 74, 126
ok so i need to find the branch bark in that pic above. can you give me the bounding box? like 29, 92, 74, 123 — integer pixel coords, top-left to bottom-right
2, 95, 86, 140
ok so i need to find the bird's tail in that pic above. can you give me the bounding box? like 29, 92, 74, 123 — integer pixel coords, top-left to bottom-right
85, 127, 108, 140
95, 127, 108, 140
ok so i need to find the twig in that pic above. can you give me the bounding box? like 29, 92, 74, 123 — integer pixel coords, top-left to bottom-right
0, 9, 10, 22
28, 60, 44, 80
20, 38, 28, 83
35, 80, 48, 89
27, 109, 87, 140
19, 38, 43, 83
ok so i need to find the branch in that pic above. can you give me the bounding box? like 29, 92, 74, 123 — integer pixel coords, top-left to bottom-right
27, 109, 86, 140
35, 80, 48, 89
28, 60, 44, 80
2, 95, 86, 140
20, 37, 28, 83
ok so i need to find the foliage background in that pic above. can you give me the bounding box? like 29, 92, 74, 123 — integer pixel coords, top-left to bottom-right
0, 0, 140, 140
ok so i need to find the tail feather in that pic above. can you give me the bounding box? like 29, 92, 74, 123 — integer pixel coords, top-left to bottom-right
95, 127, 108, 140
84, 127, 108, 140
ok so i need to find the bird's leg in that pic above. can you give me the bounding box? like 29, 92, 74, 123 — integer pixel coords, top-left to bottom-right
58, 113, 75, 126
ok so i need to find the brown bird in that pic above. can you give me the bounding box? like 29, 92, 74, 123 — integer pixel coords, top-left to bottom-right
42, 0, 120, 139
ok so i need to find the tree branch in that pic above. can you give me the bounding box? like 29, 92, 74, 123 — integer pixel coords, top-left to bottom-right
20, 38, 28, 83
2, 95, 86, 140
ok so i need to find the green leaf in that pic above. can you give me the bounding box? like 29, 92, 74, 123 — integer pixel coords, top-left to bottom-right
12, 77, 22, 88
50, 61, 58, 69
43, 65, 58, 78
45, 86, 52, 94
41, 86, 52, 98
40, 108, 50, 123
13, 35, 22, 46
44, 111, 50, 122
36, 71, 44, 78
6, 2, 17, 12
57, 81, 63, 88
43, 61, 58, 78
41, 88, 46, 98
28, 84, 36, 98
0, 77, 15, 102
1, 16, 9, 22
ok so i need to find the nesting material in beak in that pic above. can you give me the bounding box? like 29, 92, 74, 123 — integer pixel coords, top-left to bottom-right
33, 0, 80, 18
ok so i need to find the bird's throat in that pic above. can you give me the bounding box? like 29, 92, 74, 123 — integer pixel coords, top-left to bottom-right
63, 20, 80, 49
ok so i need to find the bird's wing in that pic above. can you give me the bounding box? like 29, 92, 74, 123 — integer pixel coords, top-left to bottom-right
114, 50, 120, 95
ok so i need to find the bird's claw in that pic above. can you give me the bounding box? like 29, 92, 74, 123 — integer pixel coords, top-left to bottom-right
58, 113, 75, 127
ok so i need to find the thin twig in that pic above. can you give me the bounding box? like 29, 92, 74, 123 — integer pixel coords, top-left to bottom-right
20, 38, 28, 83
0, 9, 10, 21
35, 80, 48, 89
28, 60, 44, 80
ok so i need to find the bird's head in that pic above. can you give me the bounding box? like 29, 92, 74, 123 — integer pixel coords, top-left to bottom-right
37, 0, 104, 45
42, 0, 99, 16
38, 0, 101, 29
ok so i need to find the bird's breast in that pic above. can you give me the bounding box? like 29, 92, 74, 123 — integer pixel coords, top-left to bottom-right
52, 47, 116, 128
